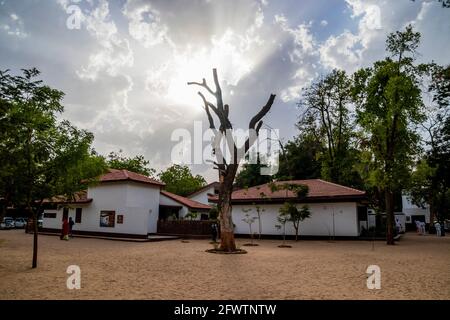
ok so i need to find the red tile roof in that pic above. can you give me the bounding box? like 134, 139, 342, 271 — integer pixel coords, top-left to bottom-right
43, 190, 93, 204
161, 190, 211, 211
208, 179, 366, 203
99, 169, 165, 186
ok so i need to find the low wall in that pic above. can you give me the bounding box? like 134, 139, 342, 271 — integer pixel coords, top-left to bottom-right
39, 227, 148, 239
157, 220, 216, 236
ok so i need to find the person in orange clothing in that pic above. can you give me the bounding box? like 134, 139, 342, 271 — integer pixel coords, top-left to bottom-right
61, 218, 69, 241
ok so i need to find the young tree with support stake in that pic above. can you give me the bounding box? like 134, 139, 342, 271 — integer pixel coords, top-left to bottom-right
188, 68, 276, 252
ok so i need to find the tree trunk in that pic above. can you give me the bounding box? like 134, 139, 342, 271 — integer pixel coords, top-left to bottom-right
0, 202, 6, 225
429, 199, 436, 234
257, 211, 262, 240
217, 169, 238, 252
385, 189, 395, 245
32, 209, 38, 268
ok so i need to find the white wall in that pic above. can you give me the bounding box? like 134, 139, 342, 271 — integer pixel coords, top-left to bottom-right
43, 181, 161, 235
125, 183, 160, 233
402, 195, 430, 223
232, 202, 359, 237
188, 186, 215, 205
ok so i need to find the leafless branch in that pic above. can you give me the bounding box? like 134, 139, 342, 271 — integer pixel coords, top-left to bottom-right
249, 94, 276, 130
242, 94, 276, 154
187, 78, 215, 96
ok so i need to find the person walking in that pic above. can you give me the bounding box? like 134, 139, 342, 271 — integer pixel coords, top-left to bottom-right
421, 221, 426, 235
415, 220, 420, 234
68, 217, 75, 238
211, 222, 218, 242
434, 221, 441, 237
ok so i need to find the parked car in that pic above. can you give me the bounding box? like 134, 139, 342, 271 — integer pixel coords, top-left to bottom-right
1, 217, 15, 229
14, 218, 27, 228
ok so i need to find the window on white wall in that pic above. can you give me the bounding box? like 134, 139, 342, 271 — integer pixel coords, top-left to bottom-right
75, 208, 82, 223
43, 212, 56, 218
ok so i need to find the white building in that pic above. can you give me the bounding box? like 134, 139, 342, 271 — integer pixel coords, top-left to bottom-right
42, 169, 210, 239
187, 182, 219, 205
160, 190, 211, 220
401, 194, 430, 230
208, 179, 368, 238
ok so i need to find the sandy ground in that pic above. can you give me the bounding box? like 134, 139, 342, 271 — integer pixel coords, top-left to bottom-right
0, 230, 449, 300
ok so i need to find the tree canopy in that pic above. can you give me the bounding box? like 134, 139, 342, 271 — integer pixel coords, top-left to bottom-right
234, 154, 273, 189
158, 164, 206, 196
352, 25, 425, 244
107, 150, 156, 177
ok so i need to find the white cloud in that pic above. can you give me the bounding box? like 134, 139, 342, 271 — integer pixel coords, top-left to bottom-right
4, 0, 448, 181
316, 0, 384, 72
122, 0, 170, 48
275, 14, 315, 57
319, 30, 361, 71
76, 0, 134, 80
144, 4, 268, 108
0, 12, 27, 38
275, 14, 318, 102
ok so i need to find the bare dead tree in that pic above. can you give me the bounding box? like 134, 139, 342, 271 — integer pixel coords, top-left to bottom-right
188, 68, 276, 251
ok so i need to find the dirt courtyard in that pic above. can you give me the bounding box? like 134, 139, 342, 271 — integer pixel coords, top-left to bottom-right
0, 230, 449, 300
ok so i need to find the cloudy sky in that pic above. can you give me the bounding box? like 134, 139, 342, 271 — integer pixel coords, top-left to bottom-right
0, 0, 449, 182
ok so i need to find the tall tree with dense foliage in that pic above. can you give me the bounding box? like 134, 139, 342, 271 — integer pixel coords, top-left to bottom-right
0, 68, 106, 267
158, 164, 206, 196
107, 150, 156, 177
409, 64, 450, 228
352, 25, 425, 244
298, 70, 361, 187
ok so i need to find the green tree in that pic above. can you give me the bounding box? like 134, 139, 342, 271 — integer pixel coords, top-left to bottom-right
279, 202, 311, 241
0, 68, 106, 267
208, 205, 219, 220
234, 154, 273, 189
298, 70, 362, 187
158, 164, 206, 196
241, 211, 258, 245
275, 209, 290, 246
276, 132, 322, 180
352, 25, 425, 244
408, 64, 450, 227
185, 211, 199, 220
409, 117, 450, 229
107, 150, 156, 177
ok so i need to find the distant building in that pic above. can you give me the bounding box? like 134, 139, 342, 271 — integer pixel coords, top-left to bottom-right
402, 194, 430, 231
